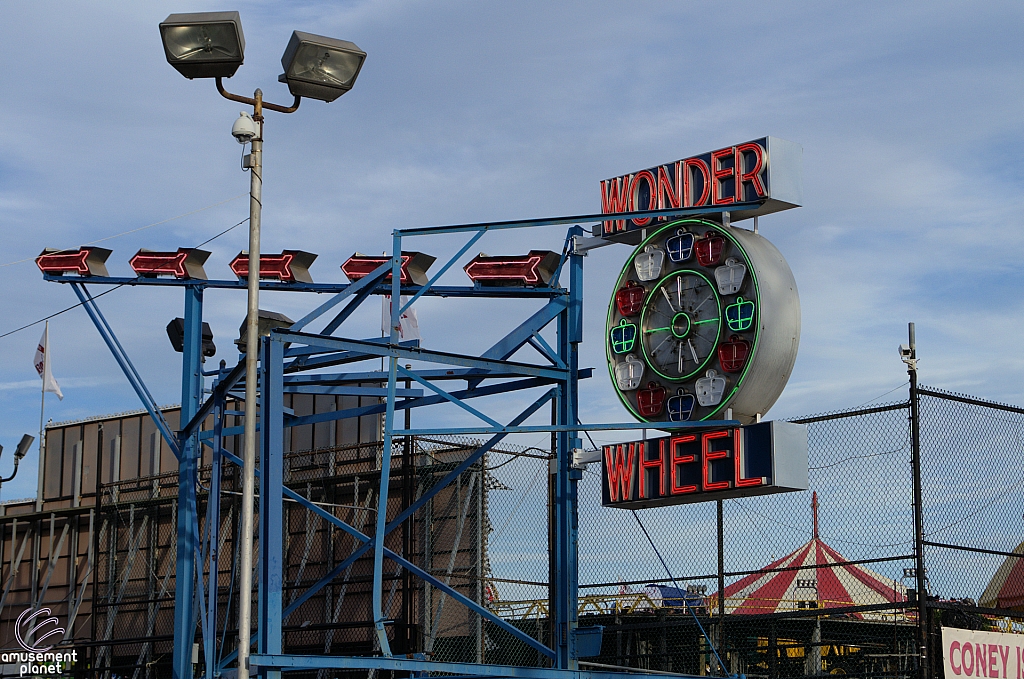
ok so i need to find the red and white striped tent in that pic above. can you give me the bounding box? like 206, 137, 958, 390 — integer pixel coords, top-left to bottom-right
980, 541, 1024, 610
711, 493, 908, 619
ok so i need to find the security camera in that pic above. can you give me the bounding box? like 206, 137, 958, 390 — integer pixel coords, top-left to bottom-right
898, 344, 913, 359
231, 112, 257, 144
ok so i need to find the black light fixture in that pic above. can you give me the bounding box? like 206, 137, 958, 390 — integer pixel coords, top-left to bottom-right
278, 31, 366, 102
0, 434, 35, 487
14, 434, 34, 461
167, 318, 217, 358
159, 11, 245, 79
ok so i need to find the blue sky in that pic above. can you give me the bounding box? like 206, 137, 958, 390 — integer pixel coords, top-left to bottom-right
1, 1, 1023, 505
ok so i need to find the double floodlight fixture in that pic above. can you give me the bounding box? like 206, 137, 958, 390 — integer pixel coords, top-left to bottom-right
159, 12, 365, 103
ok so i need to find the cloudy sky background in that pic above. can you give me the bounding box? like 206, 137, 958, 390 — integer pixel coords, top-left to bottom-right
1, 0, 1023, 513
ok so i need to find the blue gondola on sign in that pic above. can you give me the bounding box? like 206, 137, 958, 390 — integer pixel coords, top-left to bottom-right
725, 297, 755, 332
666, 230, 694, 263
666, 390, 696, 422
610, 319, 639, 354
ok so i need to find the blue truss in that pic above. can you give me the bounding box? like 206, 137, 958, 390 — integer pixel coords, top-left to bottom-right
43, 205, 749, 679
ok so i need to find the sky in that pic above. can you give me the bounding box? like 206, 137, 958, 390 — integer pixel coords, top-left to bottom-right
1, 0, 1023, 509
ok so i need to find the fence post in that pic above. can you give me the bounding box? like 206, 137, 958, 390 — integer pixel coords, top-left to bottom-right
905, 322, 928, 679
717, 498, 726, 674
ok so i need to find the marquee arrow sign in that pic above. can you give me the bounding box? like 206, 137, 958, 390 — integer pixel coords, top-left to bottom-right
36, 247, 112, 277
130, 248, 210, 279
230, 250, 317, 283
463, 250, 561, 287
341, 252, 435, 286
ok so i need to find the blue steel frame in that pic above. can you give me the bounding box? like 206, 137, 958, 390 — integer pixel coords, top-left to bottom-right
43, 204, 754, 679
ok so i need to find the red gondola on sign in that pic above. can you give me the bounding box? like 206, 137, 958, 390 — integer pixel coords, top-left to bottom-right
231, 250, 317, 283
717, 335, 751, 373
615, 281, 645, 316
341, 252, 435, 286
130, 248, 210, 279
36, 247, 112, 277
637, 382, 667, 417
464, 250, 560, 287
695, 232, 725, 267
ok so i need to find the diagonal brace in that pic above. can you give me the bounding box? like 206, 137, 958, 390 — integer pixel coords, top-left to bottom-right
71, 283, 180, 458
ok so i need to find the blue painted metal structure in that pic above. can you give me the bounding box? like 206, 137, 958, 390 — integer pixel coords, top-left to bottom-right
44, 205, 751, 679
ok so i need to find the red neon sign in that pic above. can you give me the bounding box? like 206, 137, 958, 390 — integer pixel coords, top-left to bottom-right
463, 251, 560, 287
601, 421, 807, 508
36, 247, 111, 277
341, 252, 435, 286
129, 248, 209, 279
230, 250, 316, 283
600, 136, 802, 238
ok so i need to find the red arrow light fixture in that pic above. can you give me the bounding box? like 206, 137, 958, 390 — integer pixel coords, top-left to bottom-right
229, 250, 317, 283
130, 248, 210, 279
341, 252, 435, 286
36, 247, 112, 277
464, 250, 561, 287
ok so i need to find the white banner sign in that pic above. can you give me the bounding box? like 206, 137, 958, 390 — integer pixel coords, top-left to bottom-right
943, 627, 1024, 679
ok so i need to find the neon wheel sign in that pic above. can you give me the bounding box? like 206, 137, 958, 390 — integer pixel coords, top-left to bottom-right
606, 218, 800, 424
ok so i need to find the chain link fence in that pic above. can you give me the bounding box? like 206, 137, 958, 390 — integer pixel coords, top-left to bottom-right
562, 387, 1024, 679
66, 386, 1024, 679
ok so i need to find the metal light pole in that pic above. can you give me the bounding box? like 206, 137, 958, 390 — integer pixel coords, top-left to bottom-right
158, 16, 366, 679
238, 89, 263, 679
901, 322, 928, 679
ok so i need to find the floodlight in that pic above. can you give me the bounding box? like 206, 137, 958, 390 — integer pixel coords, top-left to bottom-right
159, 12, 245, 79
235, 310, 294, 353
278, 31, 365, 102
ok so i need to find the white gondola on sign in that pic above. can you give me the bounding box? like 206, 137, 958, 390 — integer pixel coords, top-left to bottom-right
714, 257, 747, 295
633, 245, 665, 282
614, 354, 645, 391
695, 369, 726, 406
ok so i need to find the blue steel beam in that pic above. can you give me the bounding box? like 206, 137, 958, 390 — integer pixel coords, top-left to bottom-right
47, 275, 564, 298
280, 367, 590, 384
204, 389, 225, 679
201, 415, 733, 444
173, 285, 204, 679
278, 388, 555, 622
551, 226, 584, 669
259, 338, 285, 679
70, 283, 180, 457
369, 242, 404, 657
396, 201, 764, 237
289, 258, 392, 332
397, 228, 485, 315
467, 298, 568, 389
248, 654, 705, 679
276, 331, 567, 381
179, 360, 246, 442
398, 364, 502, 428
281, 386, 423, 397
278, 485, 556, 660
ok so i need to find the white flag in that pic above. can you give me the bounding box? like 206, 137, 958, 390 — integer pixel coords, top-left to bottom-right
34, 322, 63, 400
382, 295, 421, 341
